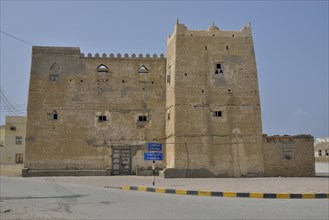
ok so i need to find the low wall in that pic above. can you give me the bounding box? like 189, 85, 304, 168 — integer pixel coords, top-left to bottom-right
263, 135, 315, 177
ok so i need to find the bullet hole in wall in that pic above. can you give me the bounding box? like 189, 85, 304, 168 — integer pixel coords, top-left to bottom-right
69, 79, 72, 82
151, 81, 154, 84
184, 73, 187, 76
81, 80, 83, 82
122, 80, 125, 83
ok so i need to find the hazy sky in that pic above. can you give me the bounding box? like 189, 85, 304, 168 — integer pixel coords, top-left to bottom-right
0, 1, 328, 138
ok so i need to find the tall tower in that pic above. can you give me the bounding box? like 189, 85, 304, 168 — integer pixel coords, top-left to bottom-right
164, 21, 264, 177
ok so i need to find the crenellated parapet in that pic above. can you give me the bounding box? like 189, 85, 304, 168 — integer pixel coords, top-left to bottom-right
168, 19, 253, 42
81, 52, 165, 59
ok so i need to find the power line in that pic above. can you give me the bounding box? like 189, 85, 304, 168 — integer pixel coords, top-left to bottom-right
0, 88, 26, 116
0, 30, 35, 46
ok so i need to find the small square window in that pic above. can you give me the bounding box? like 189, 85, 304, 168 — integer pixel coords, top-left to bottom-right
10, 126, 16, 131
50, 74, 58, 81
98, 115, 108, 122
138, 116, 148, 122
318, 150, 322, 156
325, 149, 329, 156
216, 63, 221, 69
213, 111, 222, 117
51, 111, 58, 120
16, 136, 23, 145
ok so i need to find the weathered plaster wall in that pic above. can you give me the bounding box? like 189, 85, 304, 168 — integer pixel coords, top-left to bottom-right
164, 22, 264, 177
25, 47, 166, 173
263, 135, 315, 177
0, 116, 26, 164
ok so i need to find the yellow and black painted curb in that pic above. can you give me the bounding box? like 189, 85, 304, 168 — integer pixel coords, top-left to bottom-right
109, 186, 329, 199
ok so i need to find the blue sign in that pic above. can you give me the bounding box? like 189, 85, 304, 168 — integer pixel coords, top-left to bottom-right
144, 152, 163, 161
147, 142, 162, 151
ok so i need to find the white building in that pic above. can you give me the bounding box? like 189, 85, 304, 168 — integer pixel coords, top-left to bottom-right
0, 116, 27, 164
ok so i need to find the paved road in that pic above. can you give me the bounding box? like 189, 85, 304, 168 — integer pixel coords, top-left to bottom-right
1, 177, 328, 219
33, 175, 329, 193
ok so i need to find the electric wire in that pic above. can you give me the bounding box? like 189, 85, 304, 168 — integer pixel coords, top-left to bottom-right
0, 88, 27, 116
0, 30, 35, 46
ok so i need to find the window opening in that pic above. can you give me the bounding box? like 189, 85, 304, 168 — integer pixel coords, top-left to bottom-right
52, 111, 58, 120
50, 74, 58, 81
138, 65, 148, 74
97, 64, 108, 73
10, 126, 16, 131
98, 115, 108, 122
215, 63, 223, 75
213, 111, 222, 117
15, 153, 23, 164
282, 142, 295, 160
138, 115, 148, 122
15, 136, 22, 145
318, 150, 322, 156
325, 149, 329, 156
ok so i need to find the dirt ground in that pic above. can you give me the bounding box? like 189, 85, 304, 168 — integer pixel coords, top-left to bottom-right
0, 164, 23, 177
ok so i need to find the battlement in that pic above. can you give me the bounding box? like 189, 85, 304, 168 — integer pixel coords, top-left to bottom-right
80, 52, 165, 59
168, 20, 252, 41
32, 46, 165, 59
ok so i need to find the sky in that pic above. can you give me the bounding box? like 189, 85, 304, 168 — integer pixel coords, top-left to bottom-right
0, 0, 328, 138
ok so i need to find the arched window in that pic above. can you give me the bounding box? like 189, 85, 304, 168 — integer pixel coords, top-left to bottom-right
97, 64, 108, 73
138, 65, 148, 74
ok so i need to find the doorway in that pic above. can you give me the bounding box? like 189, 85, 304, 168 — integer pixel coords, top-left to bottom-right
112, 149, 131, 175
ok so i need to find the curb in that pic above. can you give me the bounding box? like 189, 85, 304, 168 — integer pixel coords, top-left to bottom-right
108, 186, 329, 199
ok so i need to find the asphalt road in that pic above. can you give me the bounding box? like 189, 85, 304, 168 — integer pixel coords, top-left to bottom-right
1, 176, 328, 219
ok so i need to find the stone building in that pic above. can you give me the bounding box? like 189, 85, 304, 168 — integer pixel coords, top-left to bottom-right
0, 116, 27, 164
23, 21, 315, 177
